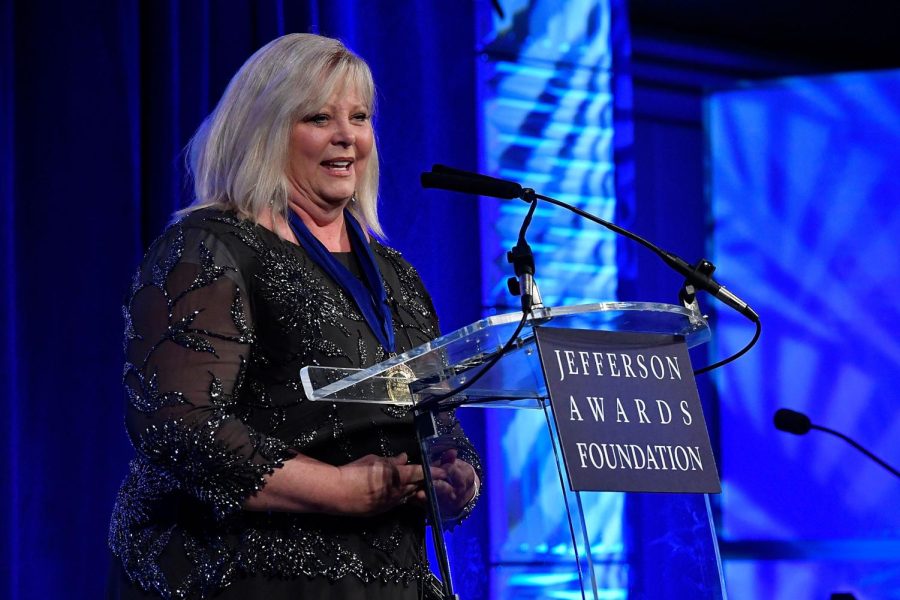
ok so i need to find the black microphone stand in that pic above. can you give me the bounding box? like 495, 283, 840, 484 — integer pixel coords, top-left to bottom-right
422, 163, 759, 324
411, 407, 460, 600
506, 189, 542, 313
410, 191, 544, 600
421, 164, 763, 375
415, 164, 762, 598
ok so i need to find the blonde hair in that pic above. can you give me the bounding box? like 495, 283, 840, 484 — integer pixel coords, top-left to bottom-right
183, 33, 382, 236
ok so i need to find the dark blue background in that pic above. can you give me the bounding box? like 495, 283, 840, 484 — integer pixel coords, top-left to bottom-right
0, 2, 487, 596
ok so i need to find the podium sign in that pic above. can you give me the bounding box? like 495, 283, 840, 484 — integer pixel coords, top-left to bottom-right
534, 326, 721, 493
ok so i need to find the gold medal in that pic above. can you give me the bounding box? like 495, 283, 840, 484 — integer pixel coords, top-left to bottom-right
384, 363, 416, 405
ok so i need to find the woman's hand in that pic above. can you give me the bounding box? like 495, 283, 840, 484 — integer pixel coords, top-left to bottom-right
416, 448, 478, 519
335, 452, 432, 516
243, 450, 472, 518
245, 451, 429, 516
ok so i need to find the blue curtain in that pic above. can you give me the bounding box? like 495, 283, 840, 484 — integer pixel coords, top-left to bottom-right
0, 2, 486, 598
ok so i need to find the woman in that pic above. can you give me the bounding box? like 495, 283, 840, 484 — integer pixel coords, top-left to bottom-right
108, 33, 481, 599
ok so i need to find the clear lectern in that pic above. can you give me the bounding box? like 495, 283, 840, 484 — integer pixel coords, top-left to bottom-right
301, 302, 727, 600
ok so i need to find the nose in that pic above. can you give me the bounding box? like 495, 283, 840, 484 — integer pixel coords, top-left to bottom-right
332, 119, 356, 147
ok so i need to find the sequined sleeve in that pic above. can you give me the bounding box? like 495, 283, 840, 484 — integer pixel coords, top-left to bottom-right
122, 222, 294, 520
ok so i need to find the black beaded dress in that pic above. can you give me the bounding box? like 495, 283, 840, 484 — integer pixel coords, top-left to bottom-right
108, 208, 481, 599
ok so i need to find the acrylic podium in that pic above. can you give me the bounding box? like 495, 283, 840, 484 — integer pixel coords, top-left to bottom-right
300, 302, 727, 600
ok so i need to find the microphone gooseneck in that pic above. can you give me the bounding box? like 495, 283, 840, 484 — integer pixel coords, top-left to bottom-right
774, 408, 900, 478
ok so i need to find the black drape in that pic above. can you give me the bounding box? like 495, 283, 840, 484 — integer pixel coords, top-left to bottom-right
1, 2, 486, 598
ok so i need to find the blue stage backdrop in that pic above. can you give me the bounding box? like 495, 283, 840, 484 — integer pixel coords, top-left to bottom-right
475, 1, 636, 598
1, 2, 487, 598
708, 69, 900, 600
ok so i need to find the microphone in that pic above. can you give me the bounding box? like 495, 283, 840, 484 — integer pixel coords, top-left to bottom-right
420, 169, 523, 200
774, 408, 900, 478
658, 252, 759, 322
421, 164, 759, 323
773, 408, 812, 434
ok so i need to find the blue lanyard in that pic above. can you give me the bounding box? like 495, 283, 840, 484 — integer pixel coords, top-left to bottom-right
287, 209, 395, 354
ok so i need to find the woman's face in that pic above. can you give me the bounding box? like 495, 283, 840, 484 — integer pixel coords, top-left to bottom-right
287, 85, 373, 213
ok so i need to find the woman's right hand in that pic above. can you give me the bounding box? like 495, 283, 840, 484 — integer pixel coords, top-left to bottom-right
334, 452, 428, 516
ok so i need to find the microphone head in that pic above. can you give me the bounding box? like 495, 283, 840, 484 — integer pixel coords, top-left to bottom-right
420, 170, 523, 200
774, 408, 812, 435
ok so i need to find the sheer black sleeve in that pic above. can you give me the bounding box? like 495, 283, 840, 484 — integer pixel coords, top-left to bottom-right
122, 222, 294, 520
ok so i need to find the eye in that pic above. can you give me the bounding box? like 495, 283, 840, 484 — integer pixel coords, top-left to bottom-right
352, 112, 370, 123
304, 114, 329, 126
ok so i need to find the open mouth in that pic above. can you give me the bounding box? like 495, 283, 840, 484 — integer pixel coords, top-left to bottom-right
321, 159, 354, 172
